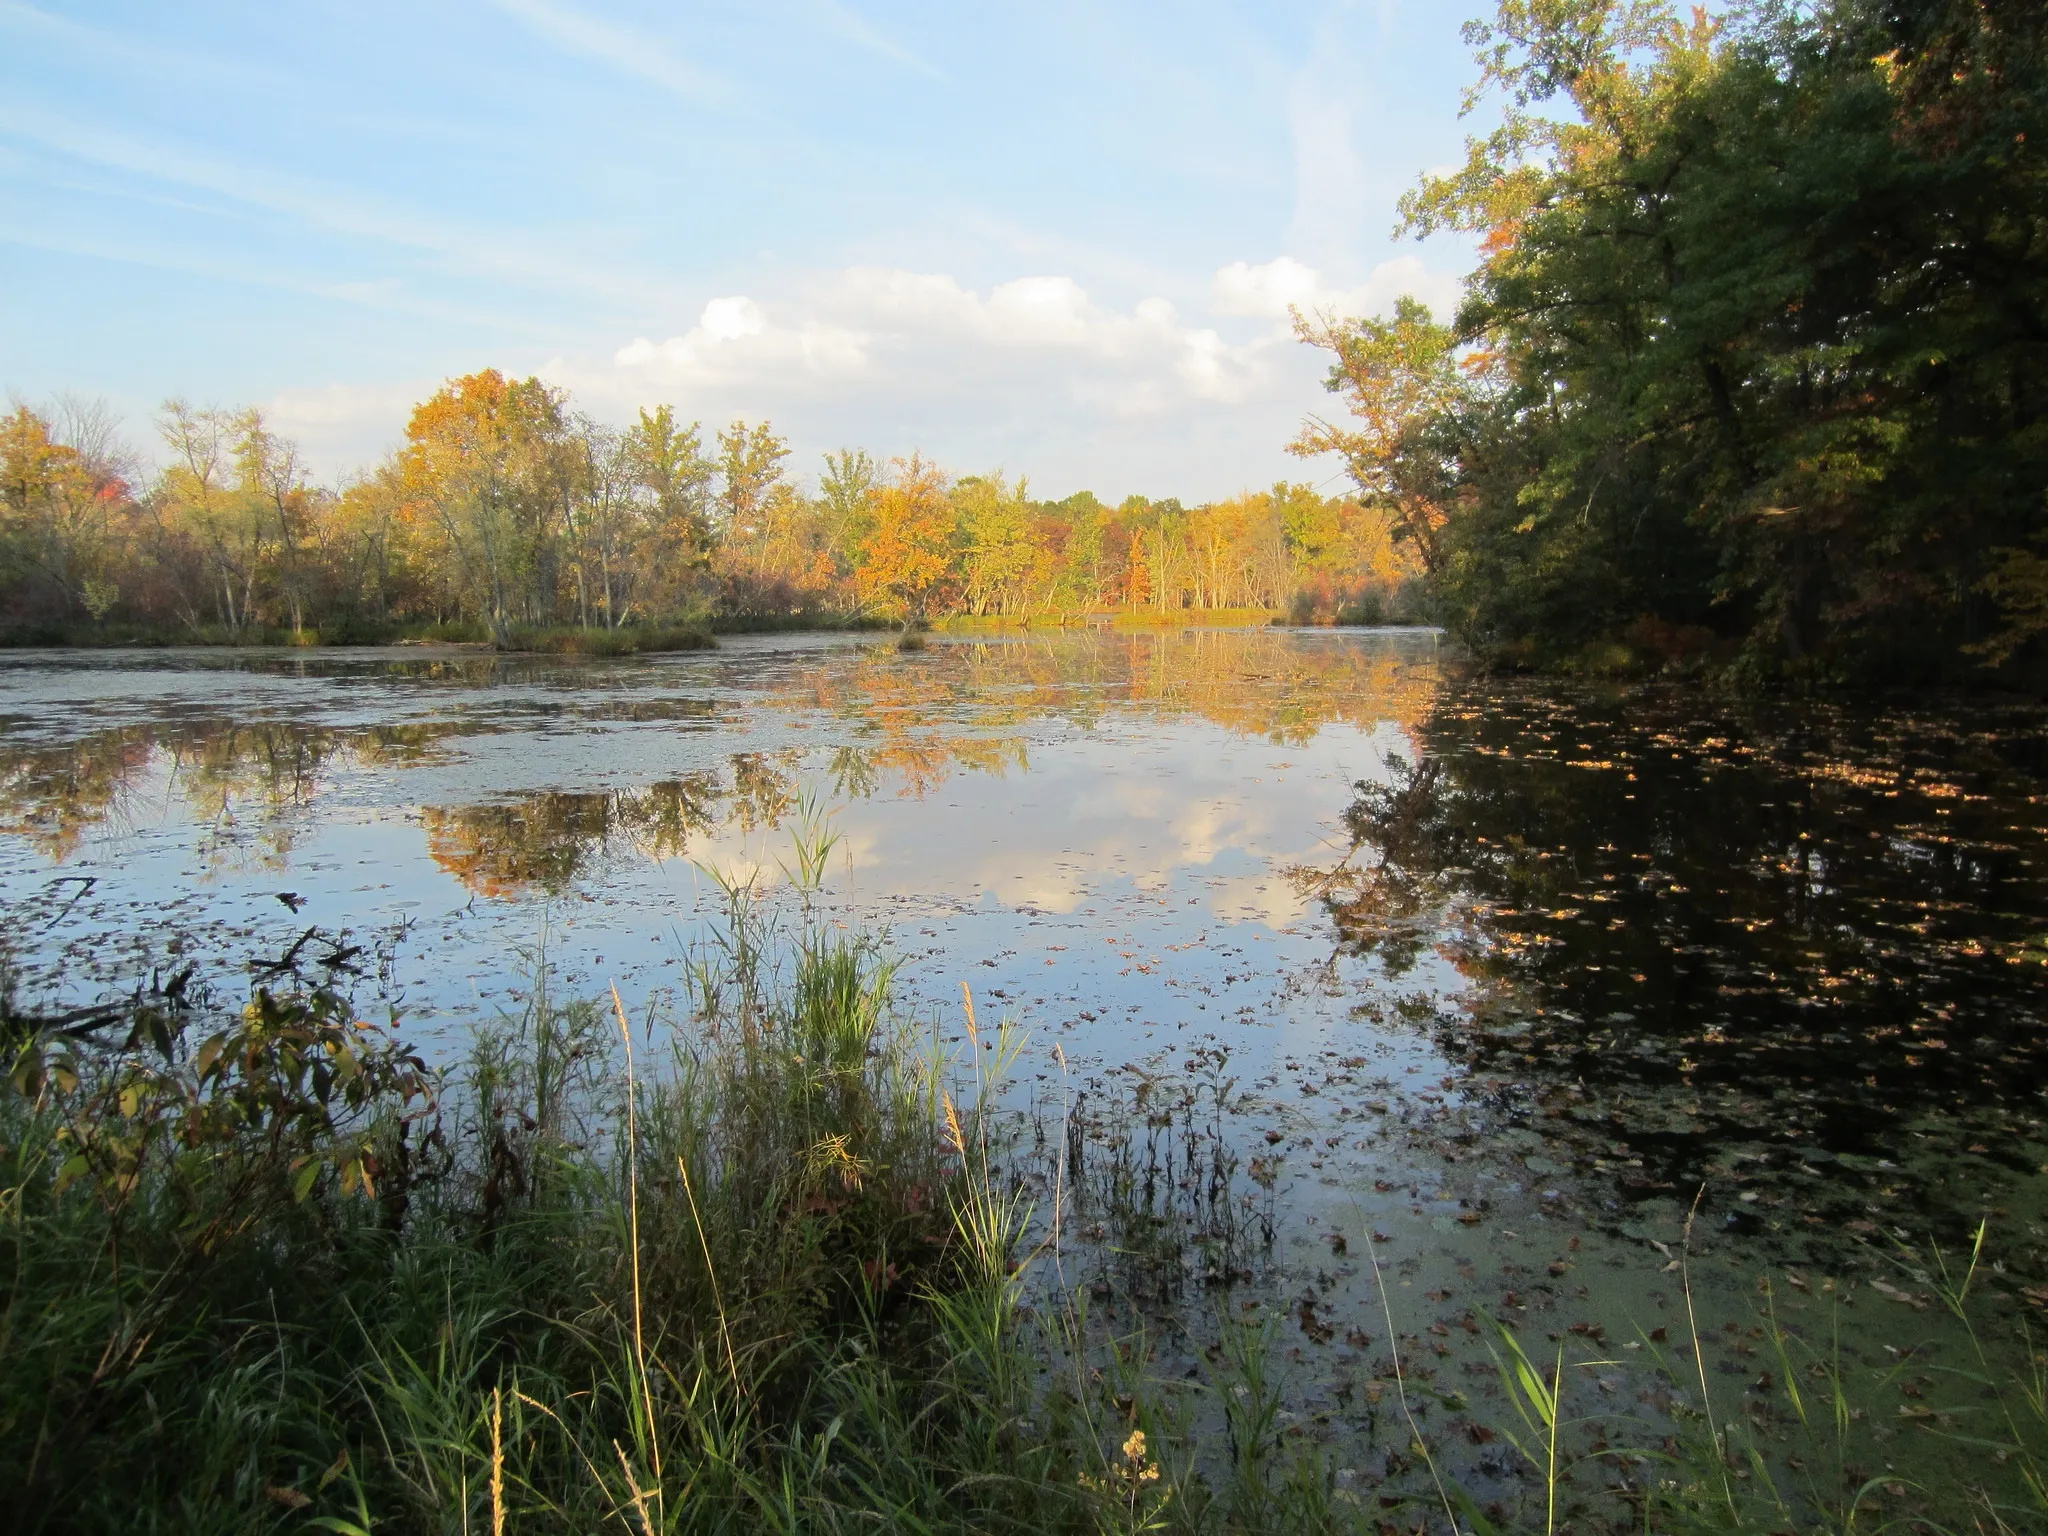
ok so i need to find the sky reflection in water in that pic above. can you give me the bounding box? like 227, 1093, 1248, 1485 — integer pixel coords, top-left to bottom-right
4, 630, 2046, 1293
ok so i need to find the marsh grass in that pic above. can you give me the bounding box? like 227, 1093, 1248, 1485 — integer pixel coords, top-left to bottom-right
0, 812, 1345, 1535
7, 842, 2048, 1533
1434, 1204, 2048, 1536
494, 623, 716, 656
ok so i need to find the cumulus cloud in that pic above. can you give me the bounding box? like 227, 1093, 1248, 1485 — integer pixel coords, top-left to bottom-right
606, 267, 1267, 414
1212, 256, 1323, 319
1212, 254, 1463, 324
267, 254, 1466, 497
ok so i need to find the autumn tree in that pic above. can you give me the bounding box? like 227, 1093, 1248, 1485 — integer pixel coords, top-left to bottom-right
232, 411, 319, 635
858, 454, 956, 624
954, 473, 1042, 616
625, 405, 715, 583
1288, 299, 1469, 576
818, 447, 879, 570
157, 402, 272, 635
398, 370, 570, 643
1340, 0, 2048, 680
0, 404, 126, 625
715, 419, 790, 555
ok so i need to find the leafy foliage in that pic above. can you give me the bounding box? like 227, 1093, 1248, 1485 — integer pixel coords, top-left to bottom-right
1298, 0, 2048, 685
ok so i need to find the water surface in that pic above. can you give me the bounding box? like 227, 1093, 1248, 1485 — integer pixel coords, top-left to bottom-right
5, 630, 2045, 1494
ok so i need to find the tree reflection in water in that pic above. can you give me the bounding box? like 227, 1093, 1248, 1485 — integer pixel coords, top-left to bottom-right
1304, 686, 2048, 1240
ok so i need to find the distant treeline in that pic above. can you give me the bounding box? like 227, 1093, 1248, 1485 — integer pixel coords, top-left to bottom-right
1294, 0, 2047, 687
0, 376, 1422, 646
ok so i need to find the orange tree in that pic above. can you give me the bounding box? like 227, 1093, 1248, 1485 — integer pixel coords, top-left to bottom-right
856, 454, 957, 624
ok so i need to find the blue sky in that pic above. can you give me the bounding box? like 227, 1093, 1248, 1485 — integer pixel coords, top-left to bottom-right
0, 0, 1485, 500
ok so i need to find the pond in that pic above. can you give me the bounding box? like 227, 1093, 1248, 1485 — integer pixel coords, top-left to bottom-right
4, 628, 2046, 1496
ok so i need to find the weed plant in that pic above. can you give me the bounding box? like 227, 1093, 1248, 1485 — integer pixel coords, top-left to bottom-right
0, 818, 1337, 1535
7, 840, 2048, 1532
494, 623, 715, 656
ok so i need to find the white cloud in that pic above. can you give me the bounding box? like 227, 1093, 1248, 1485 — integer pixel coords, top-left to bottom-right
1213, 254, 1462, 324
608, 268, 1270, 409
698, 295, 766, 342
1213, 256, 1322, 318
254, 254, 1467, 496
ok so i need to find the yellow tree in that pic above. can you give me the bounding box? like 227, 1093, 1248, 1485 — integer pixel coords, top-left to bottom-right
157, 401, 270, 634
856, 454, 955, 624
715, 419, 790, 564
232, 411, 318, 635
624, 405, 715, 608
325, 465, 420, 625
0, 405, 121, 622
398, 370, 567, 641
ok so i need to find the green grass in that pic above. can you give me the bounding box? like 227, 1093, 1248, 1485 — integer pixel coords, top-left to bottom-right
7, 841, 2048, 1533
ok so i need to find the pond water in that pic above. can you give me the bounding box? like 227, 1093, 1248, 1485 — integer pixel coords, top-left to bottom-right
5, 629, 2046, 1500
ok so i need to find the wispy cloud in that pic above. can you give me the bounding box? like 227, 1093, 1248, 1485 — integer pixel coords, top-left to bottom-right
0, 0, 276, 90
0, 223, 549, 336
487, 0, 734, 105
0, 101, 681, 309
808, 0, 942, 79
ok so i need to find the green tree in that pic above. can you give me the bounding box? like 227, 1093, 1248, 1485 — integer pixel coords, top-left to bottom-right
1289, 298, 1469, 577
625, 406, 715, 569
715, 419, 791, 556
1329, 0, 2048, 680
818, 447, 880, 571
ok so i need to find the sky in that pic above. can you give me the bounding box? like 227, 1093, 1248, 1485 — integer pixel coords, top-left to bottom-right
0, 0, 1486, 503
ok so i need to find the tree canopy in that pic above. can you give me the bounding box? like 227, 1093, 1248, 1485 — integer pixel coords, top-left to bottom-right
0, 386, 1423, 641
1295, 0, 2048, 685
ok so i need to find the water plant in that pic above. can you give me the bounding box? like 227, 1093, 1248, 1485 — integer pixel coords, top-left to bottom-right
7, 832, 2048, 1532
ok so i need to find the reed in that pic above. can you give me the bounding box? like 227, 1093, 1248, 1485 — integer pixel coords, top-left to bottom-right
6, 855, 2047, 1533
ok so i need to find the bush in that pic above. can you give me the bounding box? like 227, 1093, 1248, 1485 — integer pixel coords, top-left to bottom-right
495, 622, 717, 655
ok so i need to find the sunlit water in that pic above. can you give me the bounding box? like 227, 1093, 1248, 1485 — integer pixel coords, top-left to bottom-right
5, 629, 2046, 1499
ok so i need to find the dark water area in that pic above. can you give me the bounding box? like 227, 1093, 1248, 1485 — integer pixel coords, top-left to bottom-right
4, 631, 2047, 1489
1325, 686, 2048, 1248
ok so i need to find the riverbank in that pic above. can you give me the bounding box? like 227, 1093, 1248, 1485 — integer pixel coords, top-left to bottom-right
0, 618, 720, 654
0, 606, 1447, 651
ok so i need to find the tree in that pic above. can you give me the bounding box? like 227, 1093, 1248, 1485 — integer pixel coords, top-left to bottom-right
1289, 299, 1470, 576
625, 406, 715, 575
857, 454, 955, 624
1283, 0, 2048, 680
818, 448, 879, 570
568, 417, 640, 628
954, 473, 1041, 616
233, 411, 318, 635
158, 401, 270, 635
715, 419, 790, 554
398, 371, 569, 643
0, 404, 124, 624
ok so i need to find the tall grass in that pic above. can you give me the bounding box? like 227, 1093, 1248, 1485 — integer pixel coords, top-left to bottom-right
7, 855, 2048, 1533
0, 821, 1334, 1534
